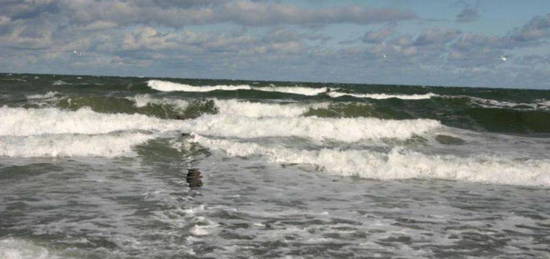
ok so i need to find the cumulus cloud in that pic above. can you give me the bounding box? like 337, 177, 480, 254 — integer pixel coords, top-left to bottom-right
362, 26, 395, 43
217, 2, 416, 26
24, 0, 414, 27
413, 28, 462, 46
510, 13, 550, 42
0, 0, 417, 53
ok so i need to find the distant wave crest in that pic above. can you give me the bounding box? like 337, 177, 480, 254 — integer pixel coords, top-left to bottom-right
147, 80, 437, 99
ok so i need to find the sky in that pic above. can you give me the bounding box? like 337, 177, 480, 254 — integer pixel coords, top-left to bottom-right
1, 0, 550, 89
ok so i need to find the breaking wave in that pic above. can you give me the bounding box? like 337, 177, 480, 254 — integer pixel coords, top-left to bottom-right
0, 106, 184, 157
0, 106, 183, 136
0, 104, 440, 157
194, 135, 550, 186
327, 92, 437, 100
0, 133, 154, 158
185, 115, 440, 142
148, 80, 328, 96
147, 80, 437, 99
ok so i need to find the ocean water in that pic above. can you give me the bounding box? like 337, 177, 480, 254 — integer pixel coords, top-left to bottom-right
0, 73, 549, 258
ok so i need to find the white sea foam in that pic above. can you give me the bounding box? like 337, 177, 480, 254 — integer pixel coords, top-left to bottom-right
52, 80, 69, 86
0, 103, 441, 158
0, 106, 183, 136
255, 86, 328, 96
537, 100, 550, 109
26, 91, 59, 100
148, 80, 251, 92
0, 104, 440, 159
185, 115, 440, 142
328, 91, 437, 100
129, 94, 190, 109
0, 133, 154, 157
214, 99, 324, 118
0, 106, 184, 157
129, 96, 324, 118
469, 96, 537, 109
194, 136, 550, 186
128, 94, 437, 143
444, 95, 549, 110
147, 80, 327, 96
148, 80, 440, 99
0, 238, 61, 259
131, 94, 160, 108
190, 225, 210, 236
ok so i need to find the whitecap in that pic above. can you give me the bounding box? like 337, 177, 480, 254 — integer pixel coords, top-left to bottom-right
148, 80, 251, 92
186, 114, 440, 142
0, 106, 183, 136
328, 91, 437, 100
147, 80, 327, 96
0, 133, 154, 157
194, 136, 550, 186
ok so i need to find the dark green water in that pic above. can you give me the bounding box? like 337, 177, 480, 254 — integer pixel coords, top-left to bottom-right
3, 73, 550, 134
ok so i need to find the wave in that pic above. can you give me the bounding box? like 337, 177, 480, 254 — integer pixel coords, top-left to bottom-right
17, 92, 550, 134
0, 238, 61, 259
0, 133, 154, 157
21, 94, 220, 120
443, 95, 550, 111
214, 99, 325, 118
26, 91, 60, 100
148, 80, 251, 92
185, 114, 440, 142
193, 135, 550, 186
0, 106, 184, 157
52, 80, 70, 86
256, 86, 328, 96
327, 92, 437, 100
148, 80, 437, 99
148, 80, 328, 96
303, 102, 412, 119
0, 105, 440, 157
0, 106, 184, 136
131, 95, 318, 118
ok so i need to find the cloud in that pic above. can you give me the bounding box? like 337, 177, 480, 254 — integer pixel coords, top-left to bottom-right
510, 13, 550, 42
362, 26, 395, 43
217, 2, 416, 26
45, 0, 416, 27
122, 27, 179, 51
456, 7, 479, 23
1, 1, 550, 89
0, 16, 10, 26
0, 21, 54, 49
413, 28, 462, 46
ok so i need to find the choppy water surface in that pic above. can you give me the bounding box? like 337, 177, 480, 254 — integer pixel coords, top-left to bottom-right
0, 73, 549, 258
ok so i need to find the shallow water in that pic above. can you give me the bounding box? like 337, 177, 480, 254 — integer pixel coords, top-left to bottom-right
1, 155, 549, 258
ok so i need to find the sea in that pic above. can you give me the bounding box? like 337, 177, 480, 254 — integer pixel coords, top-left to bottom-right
0, 73, 549, 258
